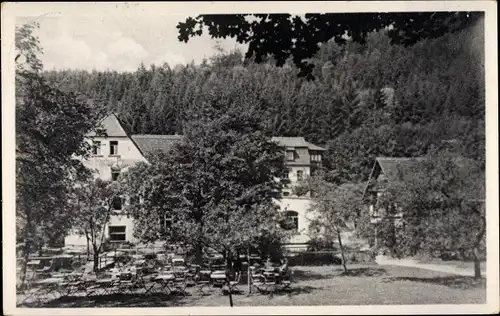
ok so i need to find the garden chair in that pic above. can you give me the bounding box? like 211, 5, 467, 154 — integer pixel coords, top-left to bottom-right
195, 269, 212, 296
278, 269, 293, 292
59, 273, 89, 298
86, 273, 118, 297
224, 271, 241, 295
172, 276, 188, 297
116, 271, 137, 295
29, 278, 61, 305
251, 268, 275, 294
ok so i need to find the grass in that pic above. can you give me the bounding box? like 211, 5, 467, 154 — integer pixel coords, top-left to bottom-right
20, 264, 486, 308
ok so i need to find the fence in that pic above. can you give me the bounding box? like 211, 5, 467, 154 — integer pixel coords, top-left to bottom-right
284, 250, 376, 266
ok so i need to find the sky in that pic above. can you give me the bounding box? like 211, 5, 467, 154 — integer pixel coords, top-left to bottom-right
17, 15, 248, 72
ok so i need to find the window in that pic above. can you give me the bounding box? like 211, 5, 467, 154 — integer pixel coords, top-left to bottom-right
111, 169, 120, 181
161, 213, 173, 230
283, 191, 290, 197
112, 196, 122, 211
92, 141, 101, 155
286, 150, 294, 161
296, 170, 304, 181
109, 226, 126, 242
110, 141, 119, 155
285, 210, 299, 231
311, 152, 321, 162
370, 204, 379, 217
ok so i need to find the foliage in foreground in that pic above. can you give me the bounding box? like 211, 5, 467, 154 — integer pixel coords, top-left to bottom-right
15, 22, 104, 286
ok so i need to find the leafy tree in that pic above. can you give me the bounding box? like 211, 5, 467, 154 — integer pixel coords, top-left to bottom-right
69, 176, 122, 272
378, 149, 485, 278
294, 172, 364, 273
15, 22, 104, 287
123, 77, 292, 306
177, 12, 482, 78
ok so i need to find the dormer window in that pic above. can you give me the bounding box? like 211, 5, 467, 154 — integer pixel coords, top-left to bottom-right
110, 141, 119, 155
92, 141, 101, 155
286, 150, 295, 161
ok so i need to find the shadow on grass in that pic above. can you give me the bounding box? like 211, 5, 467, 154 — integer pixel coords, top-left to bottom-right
291, 266, 387, 281
384, 276, 486, 289
256, 285, 321, 298
25, 293, 190, 308
336, 267, 387, 277
292, 269, 334, 281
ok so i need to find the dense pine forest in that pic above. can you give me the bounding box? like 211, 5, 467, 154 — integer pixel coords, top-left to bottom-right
43, 24, 484, 184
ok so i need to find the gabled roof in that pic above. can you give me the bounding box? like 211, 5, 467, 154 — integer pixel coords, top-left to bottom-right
375, 157, 426, 182
131, 135, 183, 156
363, 157, 426, 197
363, 156, 484, 198
271, 136, 326, 151
88, 113, 128, 137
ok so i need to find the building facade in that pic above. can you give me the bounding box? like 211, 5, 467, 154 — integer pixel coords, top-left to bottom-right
65, 114, 325, 251
271, 137, 325, 251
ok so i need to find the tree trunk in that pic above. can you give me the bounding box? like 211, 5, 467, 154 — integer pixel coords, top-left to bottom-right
472, 213, 486, 279
226, 254, 234, 307
473, 247, 482, 279
336, 229, 348, 273
93, 244, 100, 273
195, 242, 203, 266
19, 237, 31, 291
85, 231, 91, 261
20, 212, 34, 291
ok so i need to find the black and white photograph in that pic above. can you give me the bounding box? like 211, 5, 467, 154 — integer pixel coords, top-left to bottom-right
2, 1, 498, 315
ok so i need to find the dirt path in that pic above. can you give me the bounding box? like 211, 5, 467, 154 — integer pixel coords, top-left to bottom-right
375, 256, 486, 277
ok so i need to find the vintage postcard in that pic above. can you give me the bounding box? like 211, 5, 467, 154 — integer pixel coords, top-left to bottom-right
2, 1, 498, 315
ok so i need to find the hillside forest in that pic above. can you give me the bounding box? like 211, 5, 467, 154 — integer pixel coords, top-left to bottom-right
43, 22, 485, 185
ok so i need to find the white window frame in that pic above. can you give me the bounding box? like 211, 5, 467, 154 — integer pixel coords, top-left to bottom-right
285, 210, 299, 231
110, 141, 119, 156
108, 225, 126, 242
161, 213, 173, 230
311, 152, 321, 162
286, 150, 295, 161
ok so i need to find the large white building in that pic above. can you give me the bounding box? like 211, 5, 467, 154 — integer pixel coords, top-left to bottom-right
65, 114, 325, 251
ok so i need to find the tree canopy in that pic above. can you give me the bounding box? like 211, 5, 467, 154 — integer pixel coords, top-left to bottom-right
177, 12, 483, 78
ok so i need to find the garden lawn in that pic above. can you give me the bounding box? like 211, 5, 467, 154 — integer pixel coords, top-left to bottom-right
27, 264, 486, 308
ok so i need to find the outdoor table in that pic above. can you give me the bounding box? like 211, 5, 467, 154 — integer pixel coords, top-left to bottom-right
210, 271, 227, 287
133, 259, 146, 266
29, 277, 63, 303
34, 277, 63, 287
